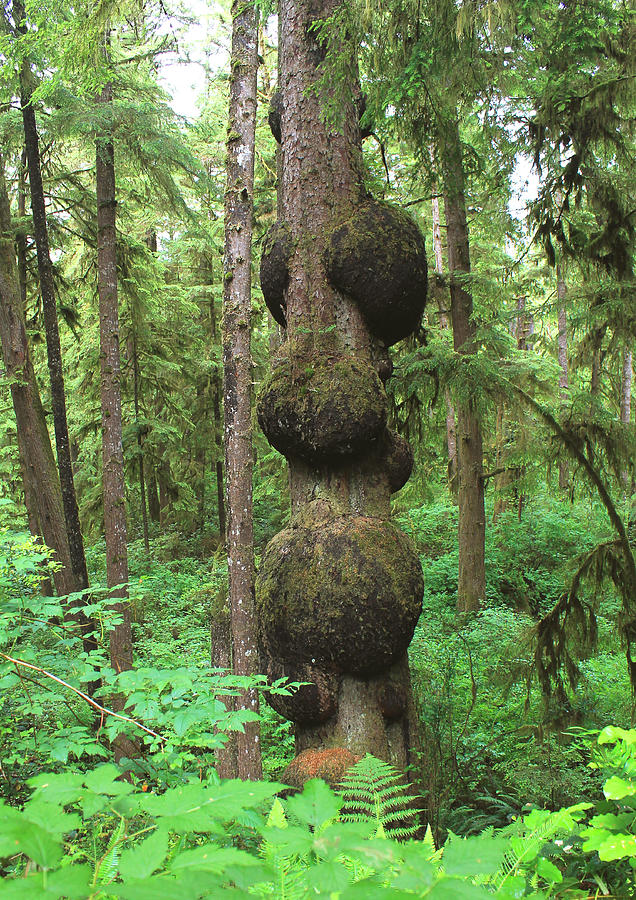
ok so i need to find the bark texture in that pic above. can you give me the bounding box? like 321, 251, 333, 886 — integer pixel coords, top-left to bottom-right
430, 172, 457, 496
96, 79, 133, 678
255, 0, 427, 779
223, 0, 262, 780
439, 113, 485, 612
15, 0, 89, 592
556, 263, 569, 489
0, 159, 76, 598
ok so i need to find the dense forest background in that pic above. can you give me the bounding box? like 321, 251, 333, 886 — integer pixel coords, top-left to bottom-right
0, 0, 634, 896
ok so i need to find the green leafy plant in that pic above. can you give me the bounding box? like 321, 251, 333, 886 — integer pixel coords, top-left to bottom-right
338, 753, 420, 840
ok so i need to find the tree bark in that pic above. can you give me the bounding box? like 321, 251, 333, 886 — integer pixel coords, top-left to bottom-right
222, 0, 262, 780
129, 329, 149, 553
556, 263, 569, 489
439, 112, 485, 612
255, 0, 425, 777
15, 0, 89, 593
430, 165, 457, 497
0, 157, 76, 599
96, 74, 133, 679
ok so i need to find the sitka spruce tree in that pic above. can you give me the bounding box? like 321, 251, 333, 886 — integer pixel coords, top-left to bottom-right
255, 0, 427, 773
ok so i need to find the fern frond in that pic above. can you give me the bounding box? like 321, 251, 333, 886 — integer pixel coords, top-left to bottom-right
337, 754, 421, 840
96, 817, 126, 886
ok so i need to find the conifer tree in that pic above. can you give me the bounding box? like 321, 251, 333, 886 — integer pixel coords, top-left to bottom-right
223, 0, 262, 780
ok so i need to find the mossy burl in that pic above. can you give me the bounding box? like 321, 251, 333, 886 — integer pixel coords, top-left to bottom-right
257, 345, 387, 462
325, 199, 428, 346
262, 656, 339, 725
259, 219, 291, 327
256, 515, 424, 677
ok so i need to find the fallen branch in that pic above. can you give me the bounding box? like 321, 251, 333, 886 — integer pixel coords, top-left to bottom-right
0, 652, 164, 745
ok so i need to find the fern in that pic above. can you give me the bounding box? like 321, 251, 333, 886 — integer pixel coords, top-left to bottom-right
94, 816, 126, 888
494, 802, 591, 890
337, 754, 420, 840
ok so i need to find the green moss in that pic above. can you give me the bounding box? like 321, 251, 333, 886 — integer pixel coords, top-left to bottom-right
325, 199, 428, 346
257, 343, 387, 463
256, 515, 424, 677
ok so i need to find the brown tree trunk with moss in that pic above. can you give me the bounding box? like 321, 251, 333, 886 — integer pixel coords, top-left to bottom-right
15, 0, 90, 595
222, 0, 262, 781
430, 175, 458, 498
209, 291, 226, 542
621, 347, 632, 492
557, 262, 569, 490
438, 112, 485, 612
0, 157, 76, 598
96, 74, 133, 683
255, 0, 426, 779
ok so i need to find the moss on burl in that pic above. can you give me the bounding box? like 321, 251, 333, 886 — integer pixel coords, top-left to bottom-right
325, 199, 428, 346
383, 430, 414, 494
256, 515, 424, 677
257, 347, 386, 462
268, 88, 282, 143
260, 220, 291, 327
264, 657, 339, 725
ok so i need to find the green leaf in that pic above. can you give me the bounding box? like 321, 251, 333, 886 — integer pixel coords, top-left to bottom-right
603, 776, 636, 800
286, 778, 342, 828
169, 845, 260, 873
27, 772, 85, 805
120, 828, 170, 881
536, 856, 563, 883
0, 807, 62, 869
597, 833, 636, 861
306, 859, 352, 893
84, 764, 134, 797
443, 834, 508, 876
428, 879, 492, 899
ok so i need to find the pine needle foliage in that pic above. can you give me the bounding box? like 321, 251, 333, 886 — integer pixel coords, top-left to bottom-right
337, 754, 420, 840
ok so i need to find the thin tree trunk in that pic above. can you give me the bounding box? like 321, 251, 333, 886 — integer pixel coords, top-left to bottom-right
439, 113, 485, 612
0, 157, 76, 599
15, 0, 89, 592
430, 162, 458, 497
210, 295, 226, 541
146, 467, 160, 523
16, 149, 27, 308
556, 263, 569, 489
130, 330, 149, 553
96, 72, 133, 680
621, 347, 632, 491
222, 0, 261, 780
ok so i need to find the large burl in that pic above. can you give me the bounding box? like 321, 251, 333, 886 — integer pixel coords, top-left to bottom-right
257, 343, 387, 463
256, 515, 424, 677
325, 199, 428, 346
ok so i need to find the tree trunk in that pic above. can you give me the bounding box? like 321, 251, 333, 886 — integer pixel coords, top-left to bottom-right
430, 166, 457, 497
146, 467, 161, 523
621, 347, 632, 491
96, 74, 133, 679
210, 296, 226, 542
16, 149, 27, 308
439, 113, 485, 612
222, 0, 262, 781
556, 263, 569, 489
130, 330, 149, 553
255, 0, 426, 778
15, 0, 89, 593
0, 157, 76, 599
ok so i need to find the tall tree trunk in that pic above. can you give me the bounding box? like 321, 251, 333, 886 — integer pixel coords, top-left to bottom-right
146, 467, 160, 523
211, 299, 226, 542
96, 73, 133, 680
0, 157, 76, 599
621, 347, 632, 491
222, 0, 261, 781
439, 113, 485, 612
15, 0, 89, 592
430, 166, 458, 497
255, 0, 426, 779
130, 329, 149, 553
556, 263, 569, 489
16, 149, 27, 308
